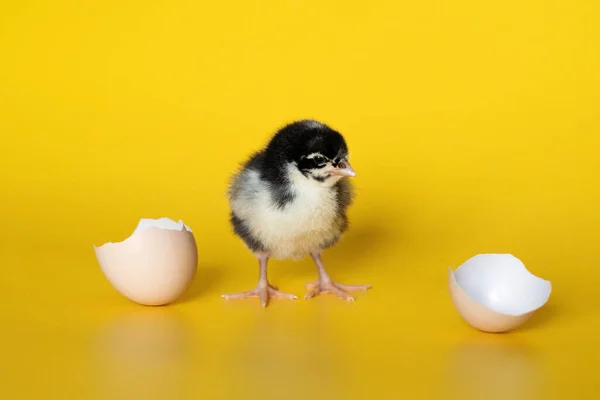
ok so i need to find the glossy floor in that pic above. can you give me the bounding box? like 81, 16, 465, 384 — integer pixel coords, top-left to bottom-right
1, 0, 599, 399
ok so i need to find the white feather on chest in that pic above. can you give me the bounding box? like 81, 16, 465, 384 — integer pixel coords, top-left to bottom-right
230, 165, 343, 260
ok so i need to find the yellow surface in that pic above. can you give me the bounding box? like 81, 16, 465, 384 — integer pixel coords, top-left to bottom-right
1, 0, 599, 398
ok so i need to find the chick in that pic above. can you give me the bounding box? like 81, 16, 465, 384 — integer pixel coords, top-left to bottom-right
222, 120, 371, 307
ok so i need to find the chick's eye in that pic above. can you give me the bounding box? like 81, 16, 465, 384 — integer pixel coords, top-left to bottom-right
313, 155, 326, 165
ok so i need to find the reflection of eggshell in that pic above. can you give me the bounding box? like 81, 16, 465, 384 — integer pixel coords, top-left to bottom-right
93, 309, 192, 399
449, 254, 551, 333
447, 339, 545, 399
94, 218, 198, 306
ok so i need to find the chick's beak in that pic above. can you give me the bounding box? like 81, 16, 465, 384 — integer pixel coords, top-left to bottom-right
330, 161, 356, 177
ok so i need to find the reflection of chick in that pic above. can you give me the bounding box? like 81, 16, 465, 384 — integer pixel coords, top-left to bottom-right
222, 120, 371, 307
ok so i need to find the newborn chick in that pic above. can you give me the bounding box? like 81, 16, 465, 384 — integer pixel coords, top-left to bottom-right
222, 120, 371, 307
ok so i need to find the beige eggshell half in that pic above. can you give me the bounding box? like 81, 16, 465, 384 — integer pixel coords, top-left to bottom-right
448, 254, 551, 333
449, 269, 534, 333
94, 219, 198, 306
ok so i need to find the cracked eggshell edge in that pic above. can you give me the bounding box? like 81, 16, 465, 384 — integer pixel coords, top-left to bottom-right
93, 218, 193, 250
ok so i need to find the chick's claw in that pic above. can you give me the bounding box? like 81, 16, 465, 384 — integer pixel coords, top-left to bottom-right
304, 281, 372, 302
221, 285, 298, 308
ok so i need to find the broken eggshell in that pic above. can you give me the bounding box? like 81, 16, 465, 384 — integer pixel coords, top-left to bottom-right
449, 254, 551, 333
94, 218, 198, 306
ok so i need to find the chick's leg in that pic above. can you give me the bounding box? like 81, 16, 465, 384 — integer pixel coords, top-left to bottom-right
221, 254, 298, 307
305, 252, 371, 302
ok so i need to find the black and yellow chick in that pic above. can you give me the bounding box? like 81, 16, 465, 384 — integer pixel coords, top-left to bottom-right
222, 120, 371, 307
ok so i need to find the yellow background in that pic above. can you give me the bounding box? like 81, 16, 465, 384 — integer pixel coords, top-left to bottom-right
1, 0, 599, 398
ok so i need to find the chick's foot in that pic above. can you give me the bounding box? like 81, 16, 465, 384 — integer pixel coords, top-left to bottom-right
304, 280, 371, 302
222, 284, 298, 308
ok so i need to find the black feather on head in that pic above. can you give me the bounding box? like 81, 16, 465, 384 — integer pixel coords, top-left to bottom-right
261, 120, 349, 182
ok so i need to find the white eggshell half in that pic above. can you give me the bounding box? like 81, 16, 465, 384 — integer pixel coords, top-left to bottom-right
94, 218, 198, 306
449, 254, 551, 333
